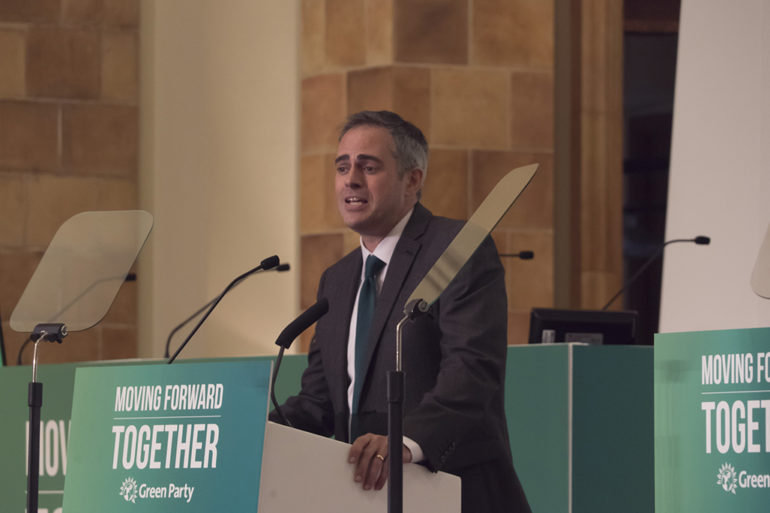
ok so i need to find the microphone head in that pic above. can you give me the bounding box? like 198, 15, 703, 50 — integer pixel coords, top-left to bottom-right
276, 263, 290, 272
498, 250, 535, 259
694, 236, 711, 245
260, 255, 280, 270
275, 298, 329, 349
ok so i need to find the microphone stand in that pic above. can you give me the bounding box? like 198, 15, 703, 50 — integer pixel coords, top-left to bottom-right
164, 265, 288, 358
602, 236, 710, 311
167, 256, 282, 364
270, 344, 292, 427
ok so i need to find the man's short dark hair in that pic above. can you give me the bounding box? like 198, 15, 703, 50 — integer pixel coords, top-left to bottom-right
339, 111, 429, 179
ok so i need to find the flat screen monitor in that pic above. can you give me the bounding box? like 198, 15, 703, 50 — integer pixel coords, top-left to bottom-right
528, 308, 640, 345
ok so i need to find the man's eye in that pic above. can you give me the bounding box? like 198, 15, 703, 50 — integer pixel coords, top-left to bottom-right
337, 166, 349, 174
363, 166, 376, 173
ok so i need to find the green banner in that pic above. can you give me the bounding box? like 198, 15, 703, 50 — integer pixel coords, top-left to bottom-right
63, 359, 271, 512
0, 356, 306, 513
655, 327, 770, 512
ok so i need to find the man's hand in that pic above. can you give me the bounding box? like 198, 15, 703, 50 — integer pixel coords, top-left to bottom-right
348, 433, 412, 491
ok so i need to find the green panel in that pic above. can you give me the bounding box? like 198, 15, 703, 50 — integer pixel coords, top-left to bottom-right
573, 345, 654, 513
506, 345, 570, 513
655, 328, 770, 512
1, 347, 660, 513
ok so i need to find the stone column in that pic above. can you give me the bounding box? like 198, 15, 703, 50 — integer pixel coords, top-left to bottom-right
298, 0, 555, 347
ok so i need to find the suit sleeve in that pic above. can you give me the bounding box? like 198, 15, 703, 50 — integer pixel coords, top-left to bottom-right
402, 235, 509, 471
268, 271, 336, 437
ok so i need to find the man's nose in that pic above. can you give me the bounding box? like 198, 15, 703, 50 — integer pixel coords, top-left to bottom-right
345, 167, 364, 187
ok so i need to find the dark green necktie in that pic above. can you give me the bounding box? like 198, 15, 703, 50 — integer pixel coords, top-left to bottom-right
351, 255, 385, 422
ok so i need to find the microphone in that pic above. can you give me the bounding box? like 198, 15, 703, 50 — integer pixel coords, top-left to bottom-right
275, 298, 330, 349
271, 298, 329, 427
601, 236, 710, 311
166, 255, 286, 363
499, 250, 534, 260
164, 261, 289, 358
694, 236, 710, 245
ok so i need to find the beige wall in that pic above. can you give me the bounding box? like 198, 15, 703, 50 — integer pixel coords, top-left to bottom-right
139, 1, 300, 359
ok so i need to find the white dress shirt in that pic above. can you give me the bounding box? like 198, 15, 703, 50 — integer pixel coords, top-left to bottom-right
346, 209, 424, 462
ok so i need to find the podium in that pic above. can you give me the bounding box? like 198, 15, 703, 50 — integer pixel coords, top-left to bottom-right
260, 422, 460, 512
505, 343, 654, 513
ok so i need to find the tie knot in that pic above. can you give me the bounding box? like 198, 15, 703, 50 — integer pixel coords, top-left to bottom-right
364, 255, 385, 279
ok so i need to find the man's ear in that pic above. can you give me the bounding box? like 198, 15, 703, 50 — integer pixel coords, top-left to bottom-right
405, 167, 424, 196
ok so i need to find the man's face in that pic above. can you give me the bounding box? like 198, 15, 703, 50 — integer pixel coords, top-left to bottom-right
334, 125, 420, 248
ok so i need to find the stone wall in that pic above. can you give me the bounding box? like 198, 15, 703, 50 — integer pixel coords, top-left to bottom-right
0, 0, 139, 364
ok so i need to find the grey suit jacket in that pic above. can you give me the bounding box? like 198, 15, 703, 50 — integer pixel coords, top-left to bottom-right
272, 203, 530, 512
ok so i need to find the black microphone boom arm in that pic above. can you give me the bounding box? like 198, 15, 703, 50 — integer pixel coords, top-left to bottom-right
166, 255, 284, 363
601, 236, 710, 311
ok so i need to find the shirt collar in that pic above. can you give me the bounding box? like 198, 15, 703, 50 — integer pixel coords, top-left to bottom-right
359, 208, 414, 266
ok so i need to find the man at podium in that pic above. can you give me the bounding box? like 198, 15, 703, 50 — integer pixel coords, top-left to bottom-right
271, 111, 530, 513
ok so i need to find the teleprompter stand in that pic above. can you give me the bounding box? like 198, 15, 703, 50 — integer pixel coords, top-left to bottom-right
387, 164, 538, 513
10, 210, 152, 512
26, 323, 67, 513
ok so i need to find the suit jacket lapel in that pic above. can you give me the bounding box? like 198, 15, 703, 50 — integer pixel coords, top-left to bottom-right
325, 251, 362, 413
360, 204, 432, 389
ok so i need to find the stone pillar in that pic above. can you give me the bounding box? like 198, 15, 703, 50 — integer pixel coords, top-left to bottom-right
298, 0, 555, 347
